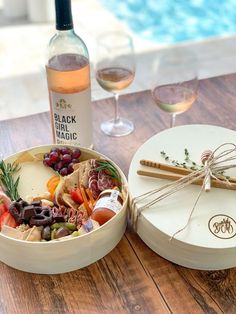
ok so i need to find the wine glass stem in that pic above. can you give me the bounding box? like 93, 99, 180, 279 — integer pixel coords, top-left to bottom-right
171, 113, 176, 128
114, 93, 120, 124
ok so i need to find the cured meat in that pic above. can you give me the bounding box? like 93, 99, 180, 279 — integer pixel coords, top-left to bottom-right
90, 159, 99, 168
67, 205, 87, 227
97, 170, 114, 191
89, 179, 100, 199
52, 205, 68, 217
88, 175, 98, 185
67, 207, 77, 225
88, 169, 97, 178
68, 215, 77, 225
76, 210, 85, 228
87, 163, 100, 199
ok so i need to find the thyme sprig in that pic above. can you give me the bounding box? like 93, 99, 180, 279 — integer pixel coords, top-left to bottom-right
160, 148, 202, 171
0, 160, 21, 201
96, 160, 122, 187
160, 149, 227, 177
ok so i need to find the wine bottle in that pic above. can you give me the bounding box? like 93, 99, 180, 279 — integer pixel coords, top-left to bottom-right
46, 0, 93, 148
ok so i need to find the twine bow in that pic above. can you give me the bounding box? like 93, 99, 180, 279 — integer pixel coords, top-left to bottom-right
131, 143, 236, 239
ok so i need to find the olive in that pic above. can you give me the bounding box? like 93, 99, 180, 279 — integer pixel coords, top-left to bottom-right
55, 227, 70, 239
42, 226, 51, 241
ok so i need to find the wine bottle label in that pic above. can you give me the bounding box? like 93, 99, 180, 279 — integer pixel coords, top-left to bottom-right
94, 190, 122, 214
50, 88, 93, 148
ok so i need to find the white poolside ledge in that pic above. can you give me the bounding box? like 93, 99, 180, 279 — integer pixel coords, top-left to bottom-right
0, 0, 236, 120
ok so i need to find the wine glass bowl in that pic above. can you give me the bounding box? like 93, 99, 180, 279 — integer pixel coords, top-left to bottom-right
151, 51, 198, 127
96, 67, 134, 93
95, 32, 135, 136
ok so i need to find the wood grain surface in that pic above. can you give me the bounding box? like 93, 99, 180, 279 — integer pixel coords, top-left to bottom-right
0, 74, 236, 313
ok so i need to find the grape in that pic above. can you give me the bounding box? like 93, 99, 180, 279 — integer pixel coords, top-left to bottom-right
68, 163, 74, 174
62, 154, 72, 164
43, 157, 53, 167
72, 158, 80, 164
43, 147, 81, 175
72, 149, 81, 159
49, 151, 59, 162
60, 167, 68, 176
60, 147, 71, 155
50, 147, 60, 154
54, 161, 64, 171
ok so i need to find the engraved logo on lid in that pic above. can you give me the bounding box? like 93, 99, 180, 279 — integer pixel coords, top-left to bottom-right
208, 214, 236, 239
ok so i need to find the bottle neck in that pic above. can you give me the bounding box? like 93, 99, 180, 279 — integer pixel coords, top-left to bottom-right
56, 29, 75, 37
55, 0, 73, 31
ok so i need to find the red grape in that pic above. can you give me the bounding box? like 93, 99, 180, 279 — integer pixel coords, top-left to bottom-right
50, 148, 60, 154
43, 147, 81, 176
60, 167, 68, 176
54, 161, 64, 171
60, 147, 71, 155
72, 158, 80, 164
72, 149, 81, 159
68, 163, 74, 173
62, 154, 72, 163
49, 151, 59, 162
43, 157, 53, 167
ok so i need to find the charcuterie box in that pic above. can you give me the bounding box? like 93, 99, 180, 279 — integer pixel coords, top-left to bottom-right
128, 125, 236, 270
0, 145, 128, 274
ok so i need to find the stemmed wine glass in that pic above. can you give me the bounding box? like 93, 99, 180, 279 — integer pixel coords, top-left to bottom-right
95, 32, 135, 136
151, 51, 198, 128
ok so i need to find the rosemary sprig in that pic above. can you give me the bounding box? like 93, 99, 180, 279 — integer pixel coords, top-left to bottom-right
0, 160, 21, 201
96, 160, 122, 187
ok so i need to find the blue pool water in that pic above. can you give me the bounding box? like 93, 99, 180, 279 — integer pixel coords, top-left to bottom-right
99, 0, 236, 43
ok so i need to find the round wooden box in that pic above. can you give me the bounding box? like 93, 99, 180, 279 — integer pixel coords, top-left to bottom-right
128, 125, 236, 270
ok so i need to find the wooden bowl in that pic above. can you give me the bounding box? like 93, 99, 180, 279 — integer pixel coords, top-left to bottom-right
0, 145, 128, 274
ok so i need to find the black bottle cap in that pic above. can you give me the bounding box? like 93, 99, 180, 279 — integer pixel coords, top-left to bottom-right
55, 0, 73, 30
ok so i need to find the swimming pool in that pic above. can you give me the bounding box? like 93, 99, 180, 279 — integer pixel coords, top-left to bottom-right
98, 0, 236, 43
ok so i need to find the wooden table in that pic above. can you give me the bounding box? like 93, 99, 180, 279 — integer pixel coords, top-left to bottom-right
0, 74, 236, 313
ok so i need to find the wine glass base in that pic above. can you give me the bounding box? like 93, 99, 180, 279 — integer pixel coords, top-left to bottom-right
101, 118, 134, 137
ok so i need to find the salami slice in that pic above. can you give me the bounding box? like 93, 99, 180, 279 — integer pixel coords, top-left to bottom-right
97, 170, 114, 191
68, 207, 77, 225
68, 207, 77, 219
90, 159, 99, 168
76, 210, 85, 228
89, 179, 100, 199
52, 205, 68, 220
89, 175, 98, 185
68, 215, 77, 225
88, 169, 98, 178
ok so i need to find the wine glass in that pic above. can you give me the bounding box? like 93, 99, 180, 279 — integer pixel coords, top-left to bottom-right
151, 51, 198, 128
95, 32, 135, 136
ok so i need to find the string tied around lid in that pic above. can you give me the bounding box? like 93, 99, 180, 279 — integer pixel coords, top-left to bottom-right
130, 143, 236, 239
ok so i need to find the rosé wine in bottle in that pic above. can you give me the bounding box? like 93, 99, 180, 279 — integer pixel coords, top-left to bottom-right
46, 0, 93, 148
